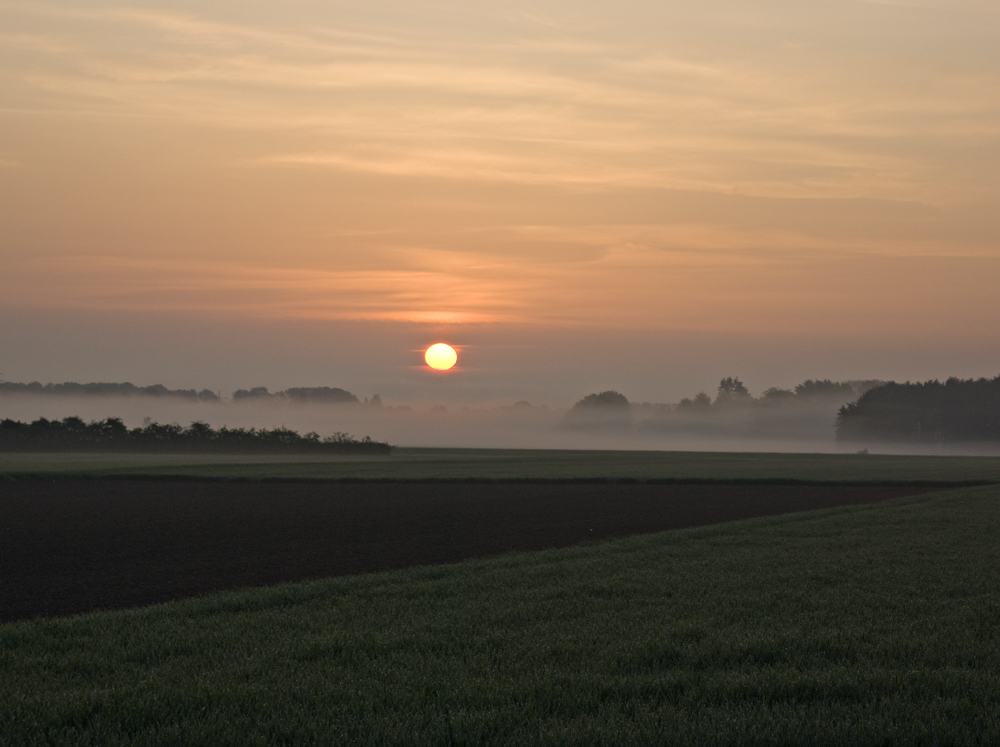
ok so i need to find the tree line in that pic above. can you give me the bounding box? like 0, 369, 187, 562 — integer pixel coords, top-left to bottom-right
0, 381, 220, 400
232, 386, 363, 403
0, 381, 372, 404
0, 417, 391, 455
569, 378, 883, 416
836, 376, 1000, 443
567, 375, 1000, 443
675, 377, 884, 411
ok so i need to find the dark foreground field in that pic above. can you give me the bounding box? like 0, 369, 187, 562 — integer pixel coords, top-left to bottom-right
0, 480, 933, 622
4, 484, 1000, 746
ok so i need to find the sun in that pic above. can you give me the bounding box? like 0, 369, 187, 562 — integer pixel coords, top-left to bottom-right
424, 343, 458, 371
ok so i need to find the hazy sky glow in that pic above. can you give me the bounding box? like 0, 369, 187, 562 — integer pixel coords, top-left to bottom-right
1, 0, 998, 403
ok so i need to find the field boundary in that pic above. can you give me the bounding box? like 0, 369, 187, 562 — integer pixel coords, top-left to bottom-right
1, 473, 996, 487
0, 480, 941, 623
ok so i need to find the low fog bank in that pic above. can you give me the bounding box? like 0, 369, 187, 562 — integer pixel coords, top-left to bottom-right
2, 392, 997, 456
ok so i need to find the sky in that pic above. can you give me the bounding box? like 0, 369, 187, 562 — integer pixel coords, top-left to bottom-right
1, 0, 998, 406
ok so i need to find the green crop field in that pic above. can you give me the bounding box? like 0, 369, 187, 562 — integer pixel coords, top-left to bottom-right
3, 447, 1000, 483
3, 483, 1000, 745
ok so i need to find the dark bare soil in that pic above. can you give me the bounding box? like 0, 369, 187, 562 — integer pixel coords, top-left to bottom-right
0, 481, 935, 623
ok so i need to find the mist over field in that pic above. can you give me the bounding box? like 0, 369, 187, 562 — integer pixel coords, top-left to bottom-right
2, 388, 996, 456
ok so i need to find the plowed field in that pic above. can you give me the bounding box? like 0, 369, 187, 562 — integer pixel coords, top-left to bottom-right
0, 480, 935, 622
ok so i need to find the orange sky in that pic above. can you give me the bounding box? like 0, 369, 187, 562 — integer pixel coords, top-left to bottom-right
1, 0, 998, 402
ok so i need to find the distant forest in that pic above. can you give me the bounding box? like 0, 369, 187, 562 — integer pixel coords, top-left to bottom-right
836, 376, 1000, 443
233, 386, 367, 404
0, 381, 221, 401
672, 378, 885, 411
569, 378, 885, 417
0, 417, 391, 455
0, 381, 370, 404
566, 376, 1000, 444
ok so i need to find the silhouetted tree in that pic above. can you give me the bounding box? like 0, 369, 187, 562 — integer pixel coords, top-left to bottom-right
714, 377, 751, 407
794, 379, 855, 400
284, 387, 358, 403
837, 376, 1000, 443
760, 387, 795, 404
233, 387, 271, 400
565, 390, 631, 428
677, 392, 712, 411
573, 391, 630, 409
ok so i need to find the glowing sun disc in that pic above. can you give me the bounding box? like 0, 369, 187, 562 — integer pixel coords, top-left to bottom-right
425, 343, 458, 370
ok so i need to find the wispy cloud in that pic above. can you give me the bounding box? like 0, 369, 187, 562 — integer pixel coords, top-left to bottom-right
3, 1, 996, 204
1, 0, 997, 341
4, 243, 998, 340
0, 255, 536, 324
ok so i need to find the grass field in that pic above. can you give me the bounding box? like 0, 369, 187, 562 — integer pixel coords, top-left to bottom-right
3, 483, 1000, 745
3, 447, 1000, 482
